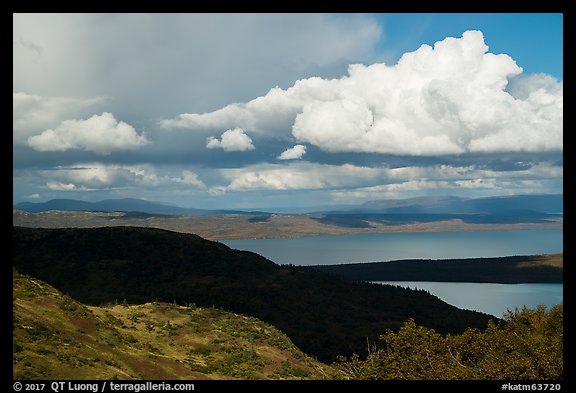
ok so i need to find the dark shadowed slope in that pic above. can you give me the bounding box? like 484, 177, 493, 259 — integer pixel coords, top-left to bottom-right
13, 226, 494, 362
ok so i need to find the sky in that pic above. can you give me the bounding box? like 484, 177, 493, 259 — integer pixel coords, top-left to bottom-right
13, 13, 563, 210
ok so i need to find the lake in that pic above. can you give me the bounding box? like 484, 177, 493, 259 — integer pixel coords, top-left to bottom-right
223, 229, 563, 317
221, 229, 563, 266
372, 281, 563, 318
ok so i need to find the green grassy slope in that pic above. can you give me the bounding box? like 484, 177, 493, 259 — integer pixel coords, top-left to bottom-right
13, 273, 334, 380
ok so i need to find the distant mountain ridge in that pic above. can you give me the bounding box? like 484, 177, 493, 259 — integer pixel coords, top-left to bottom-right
308, 194, 563, 228
13, 198, 269, 216
331, 194, 563, 215
13, 194, 562, 216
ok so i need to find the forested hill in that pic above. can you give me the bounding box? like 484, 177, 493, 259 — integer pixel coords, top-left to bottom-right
311, 254, 563, 284
12, 226, 494, 363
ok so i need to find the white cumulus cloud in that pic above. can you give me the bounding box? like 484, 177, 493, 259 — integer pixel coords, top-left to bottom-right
39, 163, 206, 191
46, 181, 78, 191
27, 112, 149, 155
171, 170, 207, 189
214, 160, 562, 199
162, 30, 562, 156
206, 128, 255, 152
13, 92, 107, 144
221, 162, 384, 192
278, 145, 306, 160
329, 162, 562, 201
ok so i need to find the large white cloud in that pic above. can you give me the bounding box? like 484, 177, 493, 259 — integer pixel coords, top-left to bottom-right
206, 128, 255, 152
162, 30, 562, 156
27, 112, 149, 155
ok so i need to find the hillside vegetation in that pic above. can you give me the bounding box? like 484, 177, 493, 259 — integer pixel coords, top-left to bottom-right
12, 226, 493, 362
13, 272, 562, 380
335, 304, 563, 380
13, 273, 333, 380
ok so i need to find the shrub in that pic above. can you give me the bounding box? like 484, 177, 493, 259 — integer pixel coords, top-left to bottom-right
336, 304, 563, 380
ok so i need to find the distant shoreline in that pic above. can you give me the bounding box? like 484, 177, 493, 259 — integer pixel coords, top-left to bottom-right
12, 209, 562, 241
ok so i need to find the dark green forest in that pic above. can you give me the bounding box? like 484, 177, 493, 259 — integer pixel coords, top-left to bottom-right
312, 254, 563, 283
12, 226, 493, 362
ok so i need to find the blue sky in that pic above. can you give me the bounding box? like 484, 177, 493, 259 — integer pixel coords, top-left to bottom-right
373, 13, 563, 78
13, 13, 563, 210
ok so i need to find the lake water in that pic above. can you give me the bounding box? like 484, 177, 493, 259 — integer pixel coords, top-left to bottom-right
372, 281, 563, 318
222, 229, 563, 266
223, 229, 563, 317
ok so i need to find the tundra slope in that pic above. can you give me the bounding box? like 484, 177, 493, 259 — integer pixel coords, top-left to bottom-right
13, 273, 332, 380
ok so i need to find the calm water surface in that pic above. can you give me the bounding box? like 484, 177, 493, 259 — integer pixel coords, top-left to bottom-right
222, 230, 563, 266
372, 281, 563, 318
223, 230, 563, 317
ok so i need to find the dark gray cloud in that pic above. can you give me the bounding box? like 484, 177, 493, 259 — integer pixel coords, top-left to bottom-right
13, 13, 381, 121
